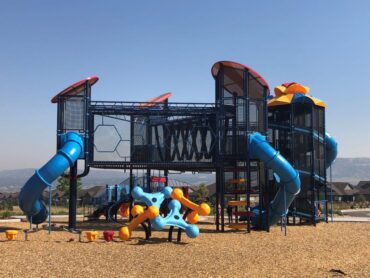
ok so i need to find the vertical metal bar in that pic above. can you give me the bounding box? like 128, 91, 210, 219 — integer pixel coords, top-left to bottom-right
49, 185, 52, 234
129, 166, 134, 221
164, 169, 169, 187
264, 86, 270, 232
290, 104, 296, 221
220, 168, 225, 232
130, 115, 134, 162
232, 93, 238, 223
330, 165, 334, 223
84, 82, 90, 161
68, 161, 78, 230
263, 87, 268, 135
214, 64, 223, 232
244, 70, 251, 233
258, 86, 268, 232
310, 104, 316, 225
215, 168, 220, 231
146, 168, 151, 192
147, 115, 152, 163
87, 82, 94, 167
284, 185, 287, 236
323, 107, 328, 223
258, 162, 263, 229
114, 184, 118, 221
57, 98, 62, 150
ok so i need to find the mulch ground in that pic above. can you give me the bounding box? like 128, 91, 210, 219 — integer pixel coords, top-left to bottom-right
0, 219, 369, 277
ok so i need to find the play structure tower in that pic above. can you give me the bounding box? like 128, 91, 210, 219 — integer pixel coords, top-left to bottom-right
19, 61, 305, 234
212, 62, 270, 231
268, 83, 338, 224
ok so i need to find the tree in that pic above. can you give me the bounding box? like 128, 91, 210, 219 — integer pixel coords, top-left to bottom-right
56, 171, 82, 197
195, 183, 209, 203
356, 194, 366, 203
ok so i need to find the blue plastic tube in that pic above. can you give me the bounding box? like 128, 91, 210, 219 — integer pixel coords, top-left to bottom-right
249, 132, 301, 226
19, 132, 84, 224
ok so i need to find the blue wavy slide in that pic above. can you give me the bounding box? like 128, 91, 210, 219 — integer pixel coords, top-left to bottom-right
248, 132, 301, 226
19, 132, 84, 224
325, 132, 338, 167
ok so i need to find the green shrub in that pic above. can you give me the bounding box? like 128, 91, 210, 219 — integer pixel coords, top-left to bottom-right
0, 211, 12, 219
356, 194, 366, 203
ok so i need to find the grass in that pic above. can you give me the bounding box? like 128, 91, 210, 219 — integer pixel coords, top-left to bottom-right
0, 202, 368, 219
0, 205, 96, 218
329, 201, 370, 215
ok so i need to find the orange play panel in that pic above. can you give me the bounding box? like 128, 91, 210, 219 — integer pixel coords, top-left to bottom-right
228, 200, 247, 207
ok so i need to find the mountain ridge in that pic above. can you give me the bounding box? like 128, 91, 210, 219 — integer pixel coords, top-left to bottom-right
0, 157, 368, 192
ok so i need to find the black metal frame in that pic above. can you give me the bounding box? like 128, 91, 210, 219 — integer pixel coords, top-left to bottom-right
55, 63, 270, 233
268, 101, 327, 225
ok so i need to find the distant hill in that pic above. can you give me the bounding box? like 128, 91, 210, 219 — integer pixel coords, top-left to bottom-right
330, 157, 370, 184
0, 168, 215, 192
0, 158, 367, 192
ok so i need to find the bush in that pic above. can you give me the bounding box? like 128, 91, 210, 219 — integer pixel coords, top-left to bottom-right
0, 211, 12, 219
0, 200, 13, 211
356, 194, 366, 203
195, 183, 209, 204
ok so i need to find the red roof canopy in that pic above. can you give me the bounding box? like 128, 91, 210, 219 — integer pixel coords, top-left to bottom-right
140, 92, 172, 107
211, 61, 270, 92
51, 76, 99, 103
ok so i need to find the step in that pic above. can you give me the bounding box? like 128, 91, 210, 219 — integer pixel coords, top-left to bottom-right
227, 189, 259, 194
228, 200, 247, 207
226, 178, 247, 184
230, 190, 246, 194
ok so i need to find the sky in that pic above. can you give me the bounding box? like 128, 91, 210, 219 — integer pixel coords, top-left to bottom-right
0, 0, 370, 170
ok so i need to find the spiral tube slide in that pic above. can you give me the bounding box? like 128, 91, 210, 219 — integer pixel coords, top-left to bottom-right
249, 132, 301, 226
325, 132, 338, 167
19, 132, 84, 224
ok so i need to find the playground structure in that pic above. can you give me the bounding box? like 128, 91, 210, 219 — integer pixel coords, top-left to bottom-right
268, 82, 338, 224
89, 184, 130, 222
118, 186, 210, 241
18, 60, 337, 240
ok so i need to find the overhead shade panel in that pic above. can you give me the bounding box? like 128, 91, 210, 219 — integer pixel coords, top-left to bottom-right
211, 61, 270, 97
268, 92, 327, 108
51, 76, 99, 103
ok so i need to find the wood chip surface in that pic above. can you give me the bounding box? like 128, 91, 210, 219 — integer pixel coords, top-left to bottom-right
0, 219, 369, 277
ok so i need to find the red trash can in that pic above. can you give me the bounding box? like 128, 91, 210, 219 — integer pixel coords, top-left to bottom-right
103, 230, 115, 242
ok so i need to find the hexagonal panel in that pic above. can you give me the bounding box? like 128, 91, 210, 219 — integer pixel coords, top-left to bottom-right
116, 140, 131, 160
94, 125, 121, 152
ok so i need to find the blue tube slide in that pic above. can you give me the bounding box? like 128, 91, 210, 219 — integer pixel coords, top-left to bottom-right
19, 132, 84, 224
248, 132, 301, 226
325, 132, 338, 167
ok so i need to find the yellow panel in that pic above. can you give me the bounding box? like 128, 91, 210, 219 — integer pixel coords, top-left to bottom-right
274, 85, 286, 97
309, 96, 327, 108
228, 200, 247, 206
268, 94, 294, 107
